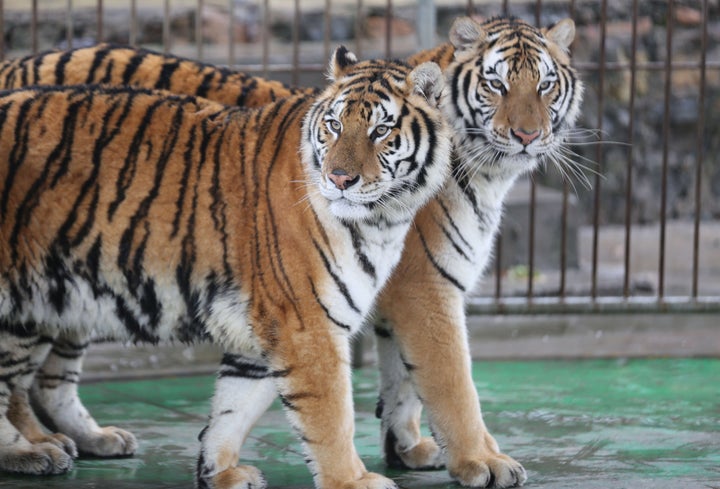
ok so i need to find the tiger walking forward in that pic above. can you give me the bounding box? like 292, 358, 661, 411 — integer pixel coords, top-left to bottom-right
0, 48, 451, 489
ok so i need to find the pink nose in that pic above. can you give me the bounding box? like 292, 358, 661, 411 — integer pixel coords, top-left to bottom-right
328, 169, 360, 190
511, 128, 541, 146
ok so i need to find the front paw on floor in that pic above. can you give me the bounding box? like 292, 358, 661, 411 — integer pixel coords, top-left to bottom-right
449, 454, 526, 488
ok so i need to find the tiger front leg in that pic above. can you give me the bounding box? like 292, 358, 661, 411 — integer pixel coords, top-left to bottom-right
376, 291, 526, 488
273, 328, 397, 489
30, 331, 137, 457
0, 326, 74, 475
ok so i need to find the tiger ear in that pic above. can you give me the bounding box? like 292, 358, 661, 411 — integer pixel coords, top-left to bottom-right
544, 18, 576, 53
409, 62, 444, 108
327, 45, 358, 81
449, 17, 487, 55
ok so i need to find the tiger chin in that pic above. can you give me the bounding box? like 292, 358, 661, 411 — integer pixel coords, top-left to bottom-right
0, 47, 451, 489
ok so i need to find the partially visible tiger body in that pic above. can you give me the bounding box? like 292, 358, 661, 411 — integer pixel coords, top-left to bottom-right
0, 50, 451, 489
0, 16, 584, 489
0, 42, 316, 106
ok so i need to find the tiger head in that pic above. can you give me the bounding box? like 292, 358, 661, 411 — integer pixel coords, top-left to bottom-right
445, 16, 583, 176
302, 47, 451, 222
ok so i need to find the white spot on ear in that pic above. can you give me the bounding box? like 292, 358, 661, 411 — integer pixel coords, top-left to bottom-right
327, 45, 358, 82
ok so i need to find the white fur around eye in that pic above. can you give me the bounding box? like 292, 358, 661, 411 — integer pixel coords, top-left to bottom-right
370, 125, 392, 142
326, 119, 342, 135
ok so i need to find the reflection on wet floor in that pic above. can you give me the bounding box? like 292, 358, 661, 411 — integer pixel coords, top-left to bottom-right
5, 359, 720, 489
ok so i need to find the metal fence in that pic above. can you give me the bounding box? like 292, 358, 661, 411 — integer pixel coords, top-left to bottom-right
1, 0, 718, 316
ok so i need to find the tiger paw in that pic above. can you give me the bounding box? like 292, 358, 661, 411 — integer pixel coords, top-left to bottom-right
201, 464, 267, 489
341, 472, 398, 489
386, 435, 444, 470
77, 426, 137, 457
0, 442, 74, 475
27, 432, 78, 459
448, 453, 526, 488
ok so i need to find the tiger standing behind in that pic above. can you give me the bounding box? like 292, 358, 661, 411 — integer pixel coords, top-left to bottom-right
0, 48, 452, 489
0, 42, 318, 105
0, 15, 585, 489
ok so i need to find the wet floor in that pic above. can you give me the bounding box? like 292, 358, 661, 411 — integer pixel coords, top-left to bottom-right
4, 359, 719, 489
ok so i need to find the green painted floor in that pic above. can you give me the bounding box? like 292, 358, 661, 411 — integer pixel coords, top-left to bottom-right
4, 359, 719, 489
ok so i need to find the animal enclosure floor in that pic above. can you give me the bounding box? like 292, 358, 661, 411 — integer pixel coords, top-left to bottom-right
4, 359, 719, 489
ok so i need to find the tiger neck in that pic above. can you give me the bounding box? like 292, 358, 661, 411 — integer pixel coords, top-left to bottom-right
442, 151, 529, 289
450, 151, 526, 213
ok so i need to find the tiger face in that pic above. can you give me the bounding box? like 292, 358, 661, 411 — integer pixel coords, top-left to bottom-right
446, 16, 583, 174
303, 47, 450, 222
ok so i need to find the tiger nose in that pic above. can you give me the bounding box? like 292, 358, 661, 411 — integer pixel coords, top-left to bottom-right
511, 128, 541, 146
328, 169, 360, 190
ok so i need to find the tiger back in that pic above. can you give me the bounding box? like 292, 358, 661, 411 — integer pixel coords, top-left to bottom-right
0, 42, 316, 106
0, 48, 451, 489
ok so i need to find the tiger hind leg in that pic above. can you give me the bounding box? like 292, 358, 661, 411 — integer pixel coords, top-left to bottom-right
0, 324, 74, 475
375, 324, 444, 471
30, 331, 137, 457
196, 353, 276, 489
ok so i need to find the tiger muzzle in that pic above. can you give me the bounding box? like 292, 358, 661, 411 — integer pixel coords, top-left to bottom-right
328, 168, 360, 190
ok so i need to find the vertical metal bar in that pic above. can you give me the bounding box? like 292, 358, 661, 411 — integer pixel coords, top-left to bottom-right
385, 0, 392, 58
228, 0, 235, 66
591, 0, 608, 299
163, 0, 170, 53
623, 0, 639, 298
0, 0, 4, 62
355, 0, 363, 59
658, 0, 674, 300
31, 0, 38, 54
196, 0, 204, 60
96, 0, 103, 43
324, 0, 331, 63
466, 0, 475, 17
66, 0, 73, 49
526, 1, 542, 299
292, 0, 300, 86
494, 234, 503, 300
559, 0, 578, 300
559, 179, 568, 298
692, 0, 708, 298
262, 0, 269, 78
527, 179, 536, 299
130, 0, 137, 45
417, 0, 435, 51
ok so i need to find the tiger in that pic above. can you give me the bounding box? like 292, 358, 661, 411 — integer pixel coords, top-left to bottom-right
0, 15, 584, 489
0, 42, 317, 106
0, 47, 452, 489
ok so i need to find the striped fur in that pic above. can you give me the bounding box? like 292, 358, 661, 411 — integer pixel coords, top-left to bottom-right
0, 16, 583, 489
0, 49, 451, 489
0, 42, 317, 106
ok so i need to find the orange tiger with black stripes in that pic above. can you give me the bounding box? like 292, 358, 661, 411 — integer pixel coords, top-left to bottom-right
0, 47, 453, 489
0, 15, 584, 489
